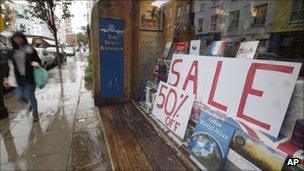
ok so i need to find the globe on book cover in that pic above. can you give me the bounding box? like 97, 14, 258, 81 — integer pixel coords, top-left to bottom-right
189, 111, 236, 170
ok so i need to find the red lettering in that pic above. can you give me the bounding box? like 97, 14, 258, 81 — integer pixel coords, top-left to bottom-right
237, 63, 294, 130
208, 61, 228, 112
174, 122, 180, 132
164, 89, 177, 116
169, 59, 183, 86
156, 84, 168, 109
182, 60, 198, 98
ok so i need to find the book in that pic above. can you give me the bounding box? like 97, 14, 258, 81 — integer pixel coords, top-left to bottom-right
231, 129, 287, 170
188, 111, 236, 170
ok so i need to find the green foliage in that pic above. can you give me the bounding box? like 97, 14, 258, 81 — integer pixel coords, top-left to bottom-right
84, 54, 93, 83
76, 32, 87, 45
26, 0, 71, 33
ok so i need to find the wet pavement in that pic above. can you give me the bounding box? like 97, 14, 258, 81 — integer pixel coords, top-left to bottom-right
0, 53, 111, 170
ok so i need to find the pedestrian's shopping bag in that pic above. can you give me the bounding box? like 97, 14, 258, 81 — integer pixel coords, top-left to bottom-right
7, 60, 17, 87
33, 67, 48, 89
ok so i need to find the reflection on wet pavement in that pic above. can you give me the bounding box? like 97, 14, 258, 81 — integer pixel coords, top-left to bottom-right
0, 53, 111, 170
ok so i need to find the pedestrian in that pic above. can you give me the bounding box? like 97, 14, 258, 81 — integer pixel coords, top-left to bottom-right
0, 48, 9, 119
3, 32, 41, 122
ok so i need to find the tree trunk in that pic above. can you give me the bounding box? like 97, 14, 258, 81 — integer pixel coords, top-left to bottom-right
50, 7, 64, 99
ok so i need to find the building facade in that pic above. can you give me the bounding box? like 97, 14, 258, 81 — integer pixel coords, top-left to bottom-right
268, 0, 304, 59
221, 0, 276, 52
193, 0, 223, 45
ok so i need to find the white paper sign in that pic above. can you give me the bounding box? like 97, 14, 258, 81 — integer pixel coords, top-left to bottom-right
189, 40, 201, 55
236, 41, 259, 59
152, 81, 195, 139
167, 54, 302, 137
211, 41, 226, 56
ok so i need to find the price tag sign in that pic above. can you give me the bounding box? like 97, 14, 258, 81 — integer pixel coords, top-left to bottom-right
152, 81, 195, 139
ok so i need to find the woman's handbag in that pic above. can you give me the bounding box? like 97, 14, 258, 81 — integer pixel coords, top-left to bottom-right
33, 67, 48, 89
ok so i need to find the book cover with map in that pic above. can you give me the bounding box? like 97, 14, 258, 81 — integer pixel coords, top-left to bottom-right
188, 111, 236, 170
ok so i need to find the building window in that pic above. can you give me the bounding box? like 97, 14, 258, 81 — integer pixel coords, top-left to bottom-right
199, 2, 205, 13
196, 18, 203, 34
228, 10, 240, 30
290, 0, 304, 23
212, 0, 220, 6
252, 4, 267, 28
176, 6, 182, 17
210, 15, 217, 31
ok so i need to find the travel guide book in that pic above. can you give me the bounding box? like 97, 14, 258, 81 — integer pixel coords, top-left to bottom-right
188, 111, 236, 170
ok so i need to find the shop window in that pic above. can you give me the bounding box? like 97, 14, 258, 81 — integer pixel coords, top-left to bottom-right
252, 4, 267, 28
196, 18, 203, 34
210, 15, 217, 31
199, 2, 205, 13
228, 10, 239, 30
290, 0, 304, 23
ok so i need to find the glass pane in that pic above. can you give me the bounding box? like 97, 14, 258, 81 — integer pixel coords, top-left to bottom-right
292, 0, 300, 10
290, 11, 298, 21
298, 10, 304, 21
300, 0, 304, 9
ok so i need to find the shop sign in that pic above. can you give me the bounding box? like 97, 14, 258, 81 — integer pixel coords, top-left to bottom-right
236, 41, 259, 59
167, 54, 302, 137
152, 81, 195, 139
189, 40, 201, 55
99, 18, 125, 98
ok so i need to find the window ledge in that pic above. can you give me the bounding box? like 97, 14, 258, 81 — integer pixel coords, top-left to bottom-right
288, 21, 304, 24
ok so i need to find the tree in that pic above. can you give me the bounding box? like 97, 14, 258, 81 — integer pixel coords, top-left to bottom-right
26, 0, 72, 66
26, 0, 72, 97
76, 32, 87, 45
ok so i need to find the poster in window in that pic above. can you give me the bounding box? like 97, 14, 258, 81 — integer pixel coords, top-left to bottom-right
140, 4, 163, 31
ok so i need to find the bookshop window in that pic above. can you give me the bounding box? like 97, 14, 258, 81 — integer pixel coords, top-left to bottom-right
196, 18, 203, 34
290, 0, 304, 23
252, 4, 268, 28
228, 10, 240, 30
210, 15, 217, 31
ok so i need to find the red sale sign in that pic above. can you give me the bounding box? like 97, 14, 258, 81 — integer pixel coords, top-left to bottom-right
167, 54, 302, 137
152, 81, 195, 139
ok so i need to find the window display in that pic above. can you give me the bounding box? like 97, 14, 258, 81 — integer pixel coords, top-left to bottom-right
136, 0, 304, 170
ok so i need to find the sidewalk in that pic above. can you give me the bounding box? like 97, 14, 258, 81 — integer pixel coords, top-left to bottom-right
0, 54, 111, 170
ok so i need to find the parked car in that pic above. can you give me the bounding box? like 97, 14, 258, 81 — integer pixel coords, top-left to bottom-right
64, 46, 75, 56
35, 47, 55, 69
45, 47, 66, 65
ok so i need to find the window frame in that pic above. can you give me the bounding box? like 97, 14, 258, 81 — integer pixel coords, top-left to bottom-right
196, 18, 204, 34
289, 0, 304, 23
210, 15, 218, 31
251, 3, 268, 28
228, 10, 240, 30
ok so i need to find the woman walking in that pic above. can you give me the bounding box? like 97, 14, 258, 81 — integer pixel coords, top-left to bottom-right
3, 32, 41, 122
